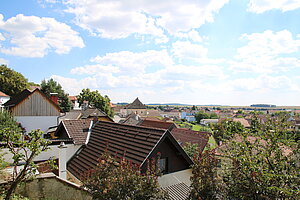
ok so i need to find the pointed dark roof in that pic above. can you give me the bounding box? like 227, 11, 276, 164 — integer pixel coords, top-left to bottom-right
67, 121, 193, 180
81, 108, 108, 119
125, 97, 146, 109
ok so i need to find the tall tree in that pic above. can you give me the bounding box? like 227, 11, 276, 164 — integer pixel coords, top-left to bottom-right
0, 65, 29, 96
40, 78, 72, 112
0, 110, 51, 200
77, 88, 114, 118
82, 153, 168, 200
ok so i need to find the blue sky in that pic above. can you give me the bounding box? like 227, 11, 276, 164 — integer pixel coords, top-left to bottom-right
1, 0, 300, 105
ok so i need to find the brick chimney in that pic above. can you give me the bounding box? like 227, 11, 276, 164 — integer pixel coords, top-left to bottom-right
50, 93, 58, 104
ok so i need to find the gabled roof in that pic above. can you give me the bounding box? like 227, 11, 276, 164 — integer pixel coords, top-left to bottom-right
4, 88, 62, 112
55, 119, 93, 145
67, 121, 192, 180
138, 119, 177, 131
81, 108, 108, 119
171, 128, 210, 152
0, 91, 9, 97
125, 97, 146, 109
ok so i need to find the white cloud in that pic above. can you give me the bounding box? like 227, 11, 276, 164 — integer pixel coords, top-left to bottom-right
171, 41, 208, 61
88, 50, 173, 74
230, 30, 300, 73
63, 0, 229, 39
248, 0, 300, 13
0, 14, 84, 57
175, 30, 203, 42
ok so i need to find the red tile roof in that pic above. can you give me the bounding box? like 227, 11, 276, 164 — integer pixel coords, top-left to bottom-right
171, 128, 210, 152
139, 119, 177, 131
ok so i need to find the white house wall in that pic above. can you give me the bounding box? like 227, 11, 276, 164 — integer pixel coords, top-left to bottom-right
15, 116, 58, 133
1, 144, 81, 164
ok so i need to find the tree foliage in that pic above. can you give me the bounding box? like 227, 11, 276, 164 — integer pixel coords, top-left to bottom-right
190, 115, 300, 200
0, 65, 29, 97
195, 111, 219, 123
182, 142, 200, 158
40, 78, 71, 112
0, 110, 51, 200
189, 150, 226, 200
82, 153, 168, 200
77, 88, 114, 118
211, 119, 245, 144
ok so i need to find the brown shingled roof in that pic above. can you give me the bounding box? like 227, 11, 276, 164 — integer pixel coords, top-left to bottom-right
171, 128, 210, 152
139, 119, 177, 131
57, 119, 93, 145
67, 121, 193, 180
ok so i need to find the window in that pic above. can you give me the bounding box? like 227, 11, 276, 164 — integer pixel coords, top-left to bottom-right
159, 158, 168, 174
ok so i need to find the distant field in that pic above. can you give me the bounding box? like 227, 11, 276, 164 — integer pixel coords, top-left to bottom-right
146, 104, 300, 110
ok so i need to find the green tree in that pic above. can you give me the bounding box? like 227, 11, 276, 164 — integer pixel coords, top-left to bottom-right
0, 65, 29, 96
40, 78, 72, 112
82, 153, 168, 200
211, 119, 245, 144
0, 110, 51, 200
77, 88, 114, 118
195, 111, 211, 123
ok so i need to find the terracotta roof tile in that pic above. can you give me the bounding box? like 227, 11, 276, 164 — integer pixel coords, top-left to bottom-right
171, 128, 210, 152
139, 119, 177, 131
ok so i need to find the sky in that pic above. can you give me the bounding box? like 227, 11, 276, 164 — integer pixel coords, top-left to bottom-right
1, 0, 300, 105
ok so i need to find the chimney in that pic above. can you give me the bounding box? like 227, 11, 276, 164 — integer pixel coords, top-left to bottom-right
50, 93, 58, 105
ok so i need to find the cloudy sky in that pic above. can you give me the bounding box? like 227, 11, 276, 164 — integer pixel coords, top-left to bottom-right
1, 0, 300, 105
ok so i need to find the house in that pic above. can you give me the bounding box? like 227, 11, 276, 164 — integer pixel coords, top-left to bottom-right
51, 118, 94, 145
119, 112, 142, 125
0, 91, 10, 111
120, 97, 147, 117
67, 121, 193, 181
4, 88, 63, 134
181, 111, 196, 122
200, 119, 219, 126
